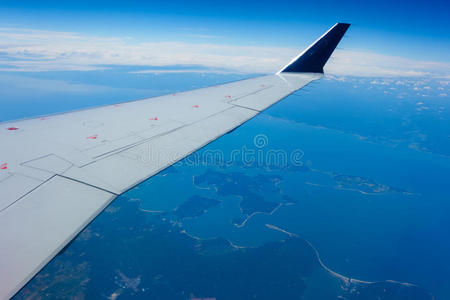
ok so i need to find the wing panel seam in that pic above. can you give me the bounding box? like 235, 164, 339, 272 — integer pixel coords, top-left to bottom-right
0, 175, 57, 214
56, 174, 118, 196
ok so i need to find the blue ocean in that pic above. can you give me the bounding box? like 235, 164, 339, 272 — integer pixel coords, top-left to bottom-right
3, 68, 449, 299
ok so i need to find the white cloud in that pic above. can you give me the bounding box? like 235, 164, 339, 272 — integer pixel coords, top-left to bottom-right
0, 27, 449, 78
326, 50, 450, 78
130, 69, 238, 74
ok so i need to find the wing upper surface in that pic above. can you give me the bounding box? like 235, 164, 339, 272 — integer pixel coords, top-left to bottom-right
0, 22, 350, 299
0, 73, 321, 298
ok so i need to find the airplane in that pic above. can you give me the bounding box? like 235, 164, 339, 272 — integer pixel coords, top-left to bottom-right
0, 23, 350, 299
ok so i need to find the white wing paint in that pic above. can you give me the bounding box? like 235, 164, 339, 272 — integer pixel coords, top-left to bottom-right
0, 23, 349, 299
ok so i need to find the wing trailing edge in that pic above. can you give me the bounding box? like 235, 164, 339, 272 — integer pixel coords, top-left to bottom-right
278, 23, 350, 74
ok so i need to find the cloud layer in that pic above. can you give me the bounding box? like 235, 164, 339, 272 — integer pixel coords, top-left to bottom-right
0, 27, 449, 77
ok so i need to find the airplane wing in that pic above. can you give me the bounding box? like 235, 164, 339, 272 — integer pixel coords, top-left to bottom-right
0, 23, 349, 299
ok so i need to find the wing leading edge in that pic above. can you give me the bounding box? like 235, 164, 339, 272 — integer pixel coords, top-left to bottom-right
0, 23, 350, 299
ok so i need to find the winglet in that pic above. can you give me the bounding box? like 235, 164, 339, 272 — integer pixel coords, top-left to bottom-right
277, 23, 350, 74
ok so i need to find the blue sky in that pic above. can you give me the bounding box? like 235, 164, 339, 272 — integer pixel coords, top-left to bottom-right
0, 0, 449, 62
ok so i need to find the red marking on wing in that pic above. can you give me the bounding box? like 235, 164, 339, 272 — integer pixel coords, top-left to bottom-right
7, 127, 19, 131
260, 84, 266, 87
149, 117, 158, 121
114, 104, 120, 107
225, 95, 232, 98
40, 117, 47, 121
0, 163, 7, 170
86, 134, 98, 140
192, 105, 199, 108
172, 93, 177, 96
